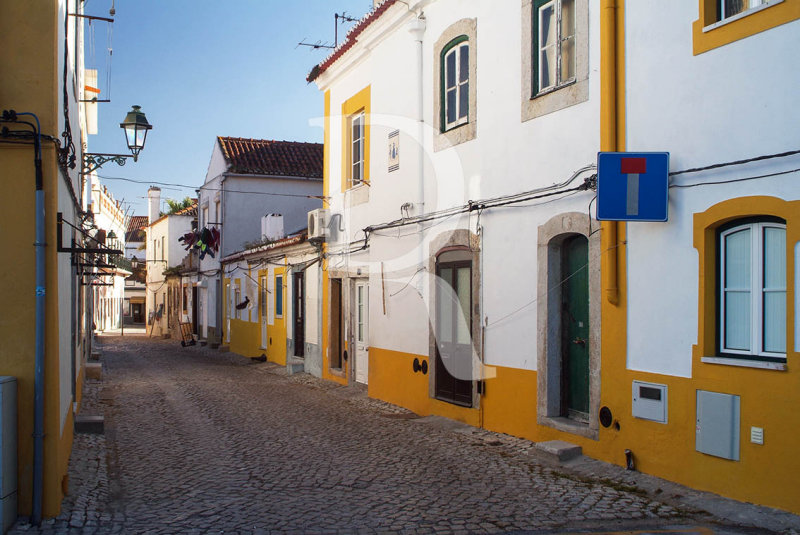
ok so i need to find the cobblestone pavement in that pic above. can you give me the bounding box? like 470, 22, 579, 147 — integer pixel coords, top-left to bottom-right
10, 335, 800, 534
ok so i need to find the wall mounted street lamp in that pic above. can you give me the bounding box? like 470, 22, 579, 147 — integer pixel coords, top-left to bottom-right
82, 105, 152, 174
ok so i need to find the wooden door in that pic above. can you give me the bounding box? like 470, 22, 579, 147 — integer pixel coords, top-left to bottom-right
330, 278, 343, 369
260, 275, 267, 349
435, 252, 473, 407
561, 234, 590, 421
293, 272, 305, 357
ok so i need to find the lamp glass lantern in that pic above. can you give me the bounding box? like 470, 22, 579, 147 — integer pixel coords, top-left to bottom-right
120, 105, 152, 160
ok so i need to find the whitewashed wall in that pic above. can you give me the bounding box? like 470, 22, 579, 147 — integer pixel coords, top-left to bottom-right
319, 0, 601, 370
624, 3, 800, 377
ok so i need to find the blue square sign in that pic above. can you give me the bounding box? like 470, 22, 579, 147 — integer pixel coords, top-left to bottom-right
597, 152, 669, 221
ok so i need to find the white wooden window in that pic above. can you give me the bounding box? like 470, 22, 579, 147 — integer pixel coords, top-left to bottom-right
535, 0, 575, 94
719, 0, 766, 21
357, 284, 368, 343
234, 283, 241, 320
350, 111, 365, 185
719, 220, 786, 360
443, 40, 469, 130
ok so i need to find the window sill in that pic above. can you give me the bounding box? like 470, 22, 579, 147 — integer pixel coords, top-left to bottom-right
442, 120, 469, 134
702, 0, 784, 32
345, 181, 370, 207
701, 355, 787, 371
531, 79, 577, 100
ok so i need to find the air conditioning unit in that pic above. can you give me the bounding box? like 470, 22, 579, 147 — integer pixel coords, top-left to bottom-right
308, 209, 329, 242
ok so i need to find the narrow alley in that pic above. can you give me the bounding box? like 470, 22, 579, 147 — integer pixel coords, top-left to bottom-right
10, 335, 799, 534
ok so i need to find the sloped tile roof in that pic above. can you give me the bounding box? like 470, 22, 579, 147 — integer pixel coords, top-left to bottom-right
173, 201, 198, 217
218, 137, 323, 179
147, 200, 198, 228
307, 0, 398, 83
125, 215, 148, 242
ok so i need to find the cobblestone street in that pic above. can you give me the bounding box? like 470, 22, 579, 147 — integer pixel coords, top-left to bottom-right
11, 335, 800, 534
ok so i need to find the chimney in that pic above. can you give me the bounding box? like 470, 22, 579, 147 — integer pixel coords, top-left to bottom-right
261, 213, 284, 241
147, 187, 161, 224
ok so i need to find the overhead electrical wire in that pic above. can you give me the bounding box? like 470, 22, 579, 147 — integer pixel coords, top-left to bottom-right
98, 174, 322, 199
668, 148, 800, 177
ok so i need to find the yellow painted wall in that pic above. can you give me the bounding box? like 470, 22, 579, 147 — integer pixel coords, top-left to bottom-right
0, 0, 74, 517
481, 366, 538, 439
367, 347, 479, 426
228, 318, 261, 358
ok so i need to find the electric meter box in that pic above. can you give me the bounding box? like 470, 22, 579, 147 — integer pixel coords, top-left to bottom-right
632, 380, 668, 423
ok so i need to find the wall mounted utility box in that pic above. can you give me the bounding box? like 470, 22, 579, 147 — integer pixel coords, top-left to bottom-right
632, 381, 668, 423
696, 390, 740, 461
0, 377, 17, 534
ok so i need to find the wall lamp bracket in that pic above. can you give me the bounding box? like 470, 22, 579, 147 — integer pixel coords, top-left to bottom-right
81, 152, 134, 175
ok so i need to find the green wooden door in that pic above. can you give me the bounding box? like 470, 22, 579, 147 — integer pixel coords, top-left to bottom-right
562, 235, 589, 420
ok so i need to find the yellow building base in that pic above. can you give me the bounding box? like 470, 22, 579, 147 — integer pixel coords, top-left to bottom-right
367, 346, 800, 514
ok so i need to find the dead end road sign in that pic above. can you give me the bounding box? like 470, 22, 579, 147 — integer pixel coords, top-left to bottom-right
597, 152, 669, 221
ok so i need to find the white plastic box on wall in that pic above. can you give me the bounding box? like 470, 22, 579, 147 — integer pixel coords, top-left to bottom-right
632, 380, 668, 423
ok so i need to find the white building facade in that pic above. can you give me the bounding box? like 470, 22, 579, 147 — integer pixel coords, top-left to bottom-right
311, 0, 800, 515
144, 187, 196, 336
612, 0, 800, 514
312, 0, 602, 428
88, 175, 129, 332
196, 137, 323, 345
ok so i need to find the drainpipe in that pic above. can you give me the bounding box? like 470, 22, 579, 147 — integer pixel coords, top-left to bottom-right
217, 173, 227, 343
601, 0, 620, 305
13, 110, 47, 525
408, 13, 426, 290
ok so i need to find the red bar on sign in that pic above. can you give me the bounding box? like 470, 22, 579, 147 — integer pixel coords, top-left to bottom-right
620, 157, 647, 174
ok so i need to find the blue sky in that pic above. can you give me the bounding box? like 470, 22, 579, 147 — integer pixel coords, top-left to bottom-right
86, 0, 372, 216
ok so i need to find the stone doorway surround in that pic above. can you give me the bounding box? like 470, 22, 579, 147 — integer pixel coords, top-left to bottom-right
536, 211, 601, 439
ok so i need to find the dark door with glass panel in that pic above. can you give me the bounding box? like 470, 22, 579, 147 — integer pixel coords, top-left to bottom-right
330, 278, 343, 369
293, 272, 305, 357
561, 235, 589, 421
435, 252, 473, 407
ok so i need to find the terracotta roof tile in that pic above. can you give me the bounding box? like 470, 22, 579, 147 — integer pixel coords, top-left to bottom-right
125, 215, 148, 242
218, 137, 323, 178
307, 0, 398, 83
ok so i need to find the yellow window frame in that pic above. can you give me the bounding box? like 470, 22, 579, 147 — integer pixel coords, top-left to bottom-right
693, 0, 800, 55
341, 85, 371, 192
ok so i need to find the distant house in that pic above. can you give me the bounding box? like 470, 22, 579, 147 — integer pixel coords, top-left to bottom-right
88, 176, 130, 332
196, 136, 323, 346
144, 187, 197, 337
124, 215, 148, 324
221, 220, 322, 376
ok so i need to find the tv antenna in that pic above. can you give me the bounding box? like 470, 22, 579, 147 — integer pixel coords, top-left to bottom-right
297, 11, 360, 51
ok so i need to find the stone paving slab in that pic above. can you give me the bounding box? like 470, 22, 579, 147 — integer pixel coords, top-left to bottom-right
9, 335, 800, 535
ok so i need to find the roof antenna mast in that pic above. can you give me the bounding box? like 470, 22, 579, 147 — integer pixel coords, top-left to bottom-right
297, 11, 359, 50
